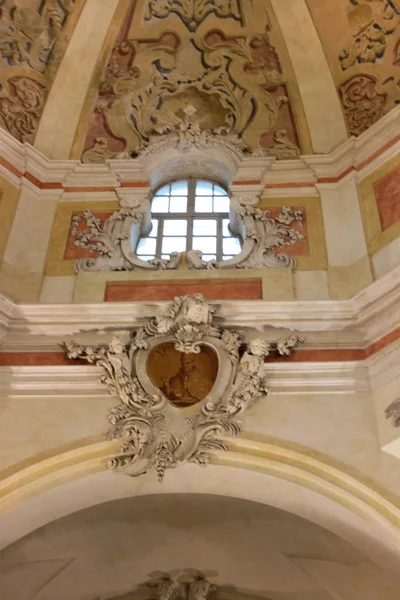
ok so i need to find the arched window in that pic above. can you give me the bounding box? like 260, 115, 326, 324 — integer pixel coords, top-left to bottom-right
136, 179, 242, 261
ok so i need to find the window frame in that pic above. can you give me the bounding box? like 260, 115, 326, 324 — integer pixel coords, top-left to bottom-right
136, 178, 242, 262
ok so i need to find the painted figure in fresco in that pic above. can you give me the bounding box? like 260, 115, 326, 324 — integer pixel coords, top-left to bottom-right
161, 352, 212, 407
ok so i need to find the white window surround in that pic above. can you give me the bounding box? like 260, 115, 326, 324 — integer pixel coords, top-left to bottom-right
70, 119, 305, 273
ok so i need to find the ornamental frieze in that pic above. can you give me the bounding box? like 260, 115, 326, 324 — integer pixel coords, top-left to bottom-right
145, 0, 243, 32
64, 295, 303, 481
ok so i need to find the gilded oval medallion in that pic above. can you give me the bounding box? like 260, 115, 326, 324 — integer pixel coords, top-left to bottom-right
147, 342, 218, 408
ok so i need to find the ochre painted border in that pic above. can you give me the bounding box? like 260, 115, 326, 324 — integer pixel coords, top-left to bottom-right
259, 195, 328, 270
44, 200, 119, 276
358, 153, 400, 256
0, 177, 20, 262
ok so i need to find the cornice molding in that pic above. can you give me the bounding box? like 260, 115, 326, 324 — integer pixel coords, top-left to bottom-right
0, 107, 399, 193
2, 265, 400, 351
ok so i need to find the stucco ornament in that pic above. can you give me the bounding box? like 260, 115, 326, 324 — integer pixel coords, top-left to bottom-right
71, 196, 181, 273
385, 399, 400, 427
136, 105, 250, 162
187, 195, 304, 270
145, 0, 242, 31
148, 573, 215, 600
64, 295, 303, 481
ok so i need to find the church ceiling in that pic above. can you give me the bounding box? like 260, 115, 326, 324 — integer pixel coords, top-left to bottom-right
305, 0, 400, 136
80, 0, 307, 163
0, 1, 399, 158
0, 0, 84, 145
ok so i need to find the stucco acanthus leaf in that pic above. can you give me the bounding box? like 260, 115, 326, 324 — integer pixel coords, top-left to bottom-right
145, 0, 242, 31
340, 0, 400, 70
148, 574, 215, 600
385, 399, 400, 427
72, 198, 182, 273
0, 0, 75, 73
84, 30, 301, 161
187, 200, 305, 270
64, 295, 303, 481
134, 105, 250, 163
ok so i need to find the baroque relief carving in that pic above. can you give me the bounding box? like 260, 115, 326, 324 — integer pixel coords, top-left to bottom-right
0, 76, 46, 142
71, 179, 305, 272
64, 295, 303, 481
340, 0, 400, 70
145, 0, 243, 31
0, 0, 75, 72
385, 399, 400, 426
70, 197, 181, 273
187, 197, 304, 270
0, 0, 79, 142
147, 573, 215, 600
82, 9, 301, 161
338, 74, 387, 136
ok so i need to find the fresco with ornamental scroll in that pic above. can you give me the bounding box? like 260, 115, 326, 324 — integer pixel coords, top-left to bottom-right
81, 0, 304, 162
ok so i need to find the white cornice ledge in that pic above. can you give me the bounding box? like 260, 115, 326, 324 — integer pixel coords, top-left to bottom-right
0, 106, 399, 190
1, 265, 399, 351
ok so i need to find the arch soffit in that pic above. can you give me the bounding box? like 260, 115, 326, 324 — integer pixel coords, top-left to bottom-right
0, 436, 400, 572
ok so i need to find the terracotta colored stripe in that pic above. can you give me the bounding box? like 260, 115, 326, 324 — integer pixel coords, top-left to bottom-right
105, 279, 263, 302
1, 326, 399, 366
317, 165, 354, 185
120, 181, 149, 188
357, 132, 400, 173
0, 155, 23, 178
364, 326, 400, 357
0, 353, 78, 366
264, 182, 314, 189
24, 172, 62, 189
232, 179, 260, 185
63, 186, 116, 192
265, 348, 365, 363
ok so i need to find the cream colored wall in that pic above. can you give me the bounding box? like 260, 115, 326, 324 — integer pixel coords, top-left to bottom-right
1, 494, 399, 600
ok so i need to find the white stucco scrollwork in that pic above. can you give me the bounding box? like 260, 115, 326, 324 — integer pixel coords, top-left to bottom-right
64, 295, 303, 481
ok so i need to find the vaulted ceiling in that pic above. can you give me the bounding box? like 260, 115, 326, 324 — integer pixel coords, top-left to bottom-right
2, 494, 400, 600
0, 0, 398, 162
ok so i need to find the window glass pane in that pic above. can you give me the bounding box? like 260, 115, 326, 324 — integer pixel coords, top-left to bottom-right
195, 196, 213, 213
213, 195, 230, 213
214, 184, 227, 195
192, 219, 217, 236
162, 237, 186, 253
192, 236, 217, 254
161, 254, 170, 259
156, 184, 169, 196
171, 180, 188, 195
223, 237, 241, 255
223, 255, 234, 260
152, 196, 169, 213
202, 254, 217, 261
169, 196, 188, 213
196, 180, 213, 195
222, 219, 231, 236
149, 219, 158, 237
137, 237, 157, 255
163, 219, 188, 236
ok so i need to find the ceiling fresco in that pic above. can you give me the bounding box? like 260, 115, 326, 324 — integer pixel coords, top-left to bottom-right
80, 0, 306, 163
305, 0, 400, 136
0, 1, 399, 156
0, 0, 83, 144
